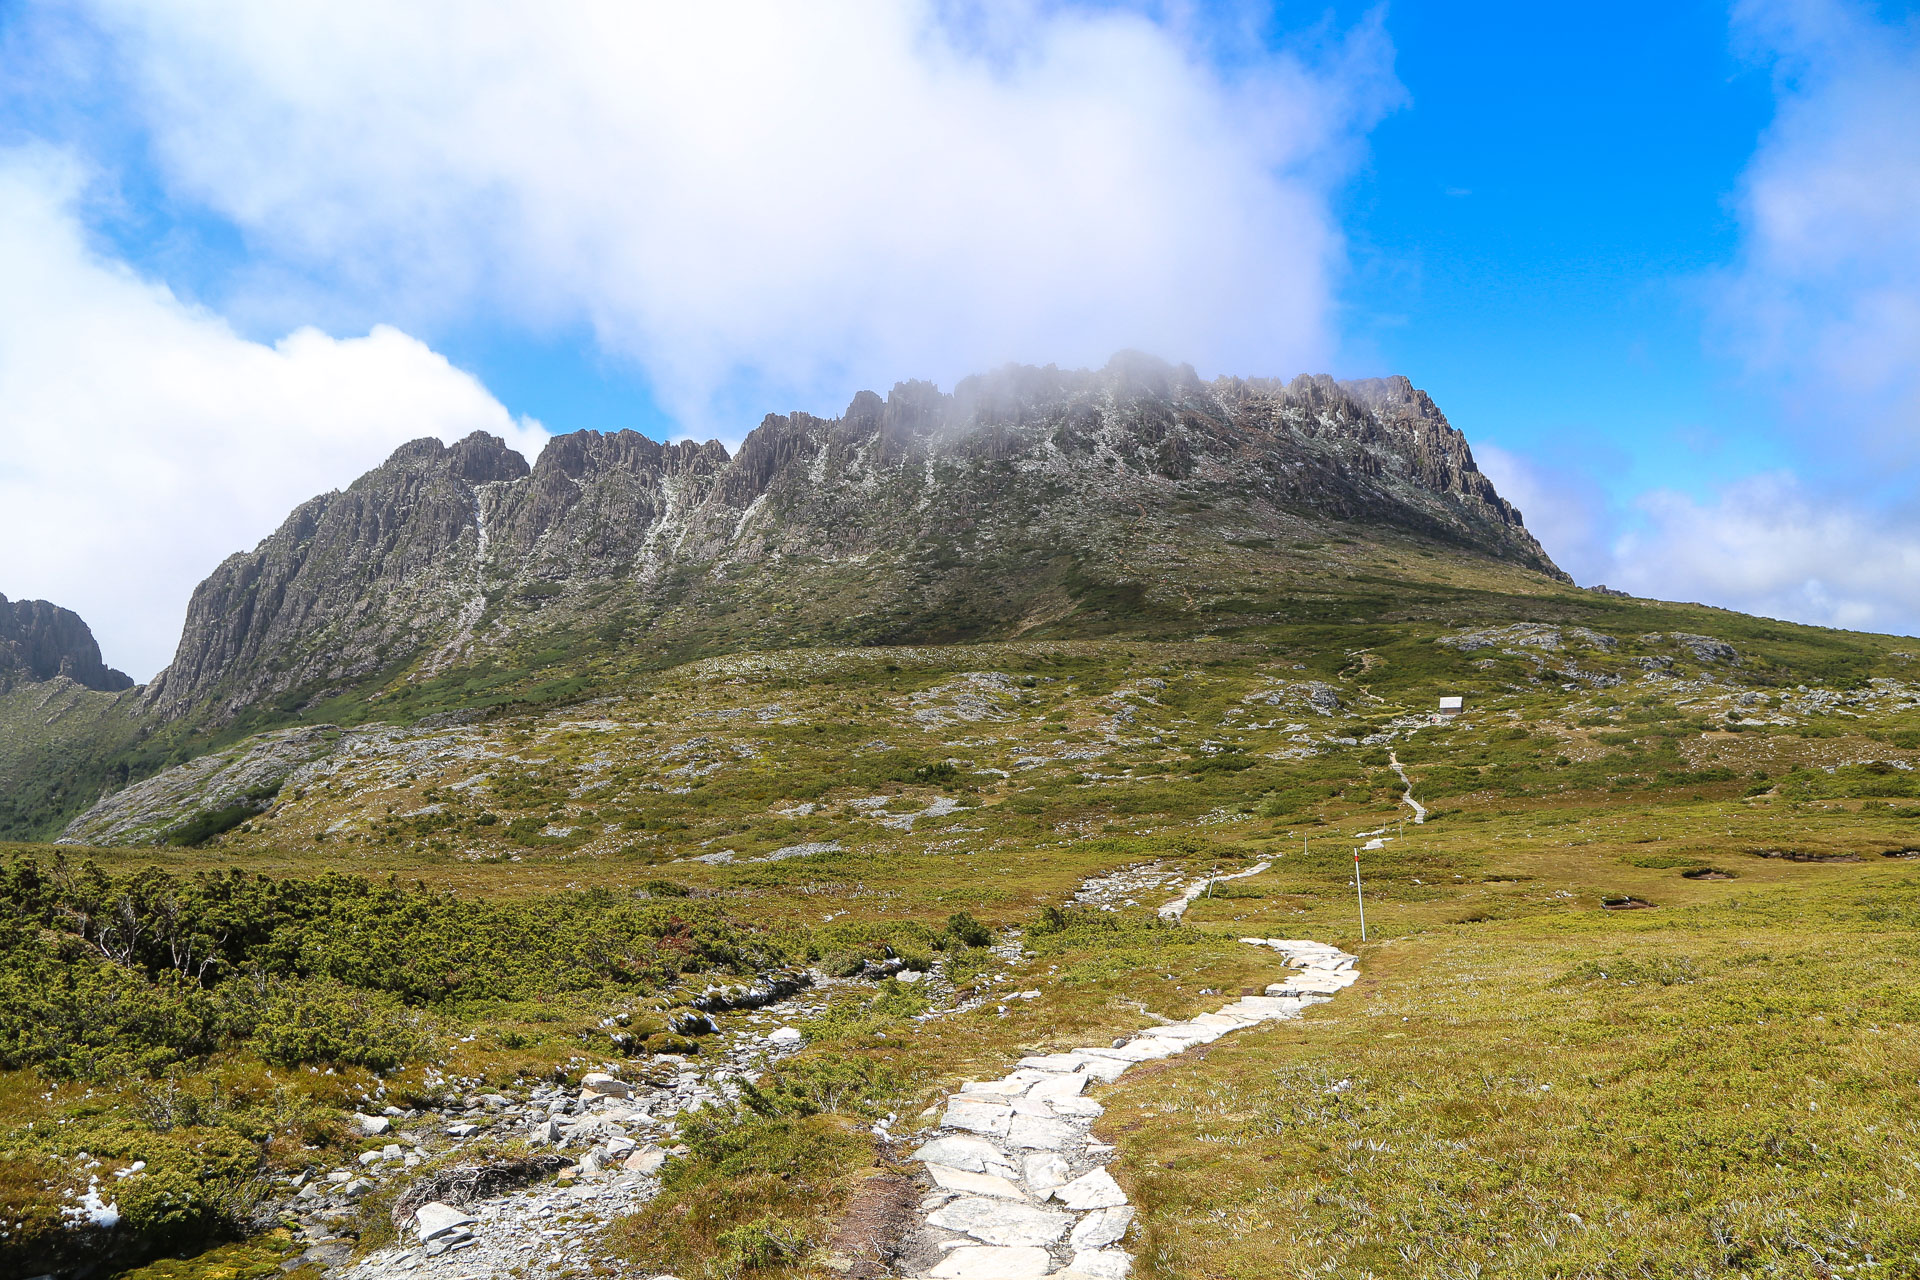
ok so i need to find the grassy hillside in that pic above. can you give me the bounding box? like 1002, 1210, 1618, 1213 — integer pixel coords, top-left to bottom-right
5, 598, 1920, 1278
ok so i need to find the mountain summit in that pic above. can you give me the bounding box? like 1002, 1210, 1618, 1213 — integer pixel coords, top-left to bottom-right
143, 355, 1561, 727
0, 594, 132, 693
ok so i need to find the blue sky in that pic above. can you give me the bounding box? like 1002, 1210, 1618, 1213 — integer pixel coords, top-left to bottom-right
0, 1, 1916, 678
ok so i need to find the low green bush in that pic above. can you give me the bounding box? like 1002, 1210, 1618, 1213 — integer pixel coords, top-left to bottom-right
0, 856, 793, 1079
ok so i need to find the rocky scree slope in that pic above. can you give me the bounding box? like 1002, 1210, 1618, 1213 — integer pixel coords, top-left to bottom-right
0, 593, 131, 693
145, 355, 1563, 730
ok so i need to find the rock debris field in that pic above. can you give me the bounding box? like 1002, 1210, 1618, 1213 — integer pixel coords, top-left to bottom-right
291, 868, 1359, 1280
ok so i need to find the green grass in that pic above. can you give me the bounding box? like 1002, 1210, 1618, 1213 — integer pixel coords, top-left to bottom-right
6, 609, 1920, 1277
1112, 861, 1920, 1279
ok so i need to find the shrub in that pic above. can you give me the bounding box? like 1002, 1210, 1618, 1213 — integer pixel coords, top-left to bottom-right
164, 805, 259, 847
741, 1052, 906, 1119
613, 1114, 864, 1278
0, 856, 793, 1079
943, 911, 992, 949
244, 978, 431, 1070
117, 1130, 263, 1250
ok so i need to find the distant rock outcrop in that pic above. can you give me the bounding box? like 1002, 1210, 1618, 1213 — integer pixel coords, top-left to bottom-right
0, 594, 133, 692
144, 354, 1566, 726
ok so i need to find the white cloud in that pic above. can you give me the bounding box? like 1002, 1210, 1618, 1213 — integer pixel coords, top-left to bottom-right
75, 0, 1400, 432
1544, 0, 1920, 641
1478, 433, 1920, 637
1722, 0, 1920, 452
1607, 473, 1920, 636
1470, 443, 1613, 586
0, 148, 547, 682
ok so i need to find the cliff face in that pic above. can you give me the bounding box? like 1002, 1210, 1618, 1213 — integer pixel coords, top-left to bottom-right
0, 594, 132, 693
146, 355, 1565, 724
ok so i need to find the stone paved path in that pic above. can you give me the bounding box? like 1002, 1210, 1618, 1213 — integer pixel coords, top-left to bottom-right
896, 935, 1359, 1278
1386, 748, 1427, 823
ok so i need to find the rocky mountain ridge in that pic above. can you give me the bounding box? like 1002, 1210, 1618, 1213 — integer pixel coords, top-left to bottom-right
0, 593, 132, 693
144, 354, 1563, 729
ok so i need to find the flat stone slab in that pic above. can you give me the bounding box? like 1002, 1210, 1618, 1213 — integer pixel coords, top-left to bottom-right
923, 1244, 1053, 1278
1063, 1247, 1134, 1278
925, 1163, 1026, 1201
1267, 971, 1355, 995
1086, 1039, 1179, 1063
927, 1196, 1071, 1246
1054, 1167, 1127, 1210
1028, 1071, 1088, 1099
1005, 1114, 1081, 1151
942, 1099, 1013, 1137
1220, 996, 1298, 1019
1073, 1055, 1131, 1082
1070, 1206, 1135, 1250
1016, 1053, 1087, 1072
912, 1134, 1007, 1173
412, 1202, 475, 1241
1023, 1151, 1070, 1192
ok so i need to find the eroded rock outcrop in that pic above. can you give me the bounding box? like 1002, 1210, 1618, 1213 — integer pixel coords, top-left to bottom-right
0, 594, 132, 693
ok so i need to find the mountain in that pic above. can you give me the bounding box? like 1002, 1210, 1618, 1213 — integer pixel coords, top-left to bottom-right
143, 355, 1563, 730
0, 594, 133, 693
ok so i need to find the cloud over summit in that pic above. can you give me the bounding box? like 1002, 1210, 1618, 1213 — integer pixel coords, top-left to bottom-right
83, 0, 1401, 430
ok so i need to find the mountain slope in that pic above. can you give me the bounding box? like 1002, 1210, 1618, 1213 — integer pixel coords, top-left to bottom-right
145, 355, 1563, 729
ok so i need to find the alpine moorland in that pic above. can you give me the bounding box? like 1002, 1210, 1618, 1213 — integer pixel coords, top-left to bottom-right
4, 356, 1916, 1280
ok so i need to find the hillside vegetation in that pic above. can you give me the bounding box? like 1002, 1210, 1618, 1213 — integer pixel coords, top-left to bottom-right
4, 592, 1919, 1278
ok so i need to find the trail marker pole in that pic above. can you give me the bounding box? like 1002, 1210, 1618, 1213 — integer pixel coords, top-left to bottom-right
1353, 847, 1368, 941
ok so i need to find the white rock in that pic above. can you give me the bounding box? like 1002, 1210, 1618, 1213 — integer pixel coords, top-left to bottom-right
350, 1113, 391, 1137
1022, 1152, 1070, 1192
897, 969, 924, 983
580, 1072, 631, 1099
924, 1163, 1026, 1201
911, 1135, 1006, 1173
413, 1202, 476, 1241
1091, 1039, 1180, 1062
1047, 1096, 1104, 1118
924, 1245, 1053, 1279
1139, 1023, 1221, 1045
1069, 1206, 1135, 1250
1220, 996, 1297, 1020
1005, 1114, 1080, 1150
1016, 1054, 1085, 1072
446, 1122, 480, 1138
1266, 971, 1352, 996
941, 1099, 1013, 1137
926, 1196, 1071, 1247
1072, 1055, 1131, 1083
1055, 1167, 1127, 1210
606, 1137, 637, 1158
1063, 1248, 1133, 1279
1027, 1072, 1087, 1099
767, 1027, 803, 1044
623, 1149, 667, 1175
